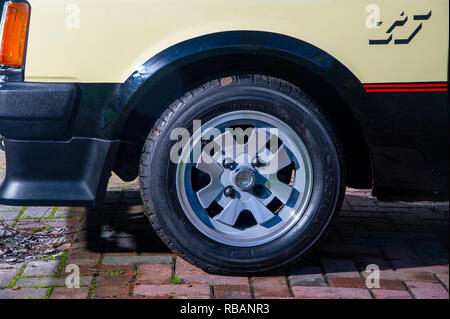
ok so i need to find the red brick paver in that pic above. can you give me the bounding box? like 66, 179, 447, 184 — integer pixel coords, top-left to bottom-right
50, 287, 90, 299
362, 269, 439, 283
94, 275, 133, 298
292, 286, 372, 299
213, 284, 252, 299
436, 273, 449, 290
134, 284, 211, 298
405, 281, 449, 299
175, 258, 248, 285
372, 289, 412, 299
329, 277, 405, 290
136, 264, 172, 284
252, 277, 291, 297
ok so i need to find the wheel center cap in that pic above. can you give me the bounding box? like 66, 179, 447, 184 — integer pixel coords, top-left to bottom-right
234, 169, 256, 190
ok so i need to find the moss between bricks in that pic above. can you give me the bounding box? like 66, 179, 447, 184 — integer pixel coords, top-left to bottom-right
49, 207, 58, 218
88, 278, 97, 298
45, 287, 54, 299
18, 284, 66, 289
18, 275, 59, 279
57, 251, 69, 276
12, 250, 90, 292
31, 226, 52, 232
14, 274, 92, 288
8, 263, 27, 288
169, 274, 183, 285
13, 206, 27, 225
15, 206, 59, 221
16, 206, 88, 221
98, 253, 104, 265
38, 255, 60, 261
6, 251, 71, 296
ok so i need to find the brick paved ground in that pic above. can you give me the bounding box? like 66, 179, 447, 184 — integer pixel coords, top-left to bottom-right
0, 153, 448, 299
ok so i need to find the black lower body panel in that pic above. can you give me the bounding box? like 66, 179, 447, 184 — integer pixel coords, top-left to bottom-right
0, 82, 78, 139
360, 88, 449, 201
0, 137, 119, 206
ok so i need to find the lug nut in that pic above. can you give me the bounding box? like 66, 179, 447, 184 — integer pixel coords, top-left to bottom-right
253, 185, 265, 197
252, 156, 265, 168
224, 186, 236, 198
223, 158, 236, 170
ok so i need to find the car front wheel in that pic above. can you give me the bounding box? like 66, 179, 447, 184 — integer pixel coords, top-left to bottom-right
139, 75, 346, 275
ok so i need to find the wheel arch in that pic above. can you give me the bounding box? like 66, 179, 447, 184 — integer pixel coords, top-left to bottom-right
113, 31, 373, 189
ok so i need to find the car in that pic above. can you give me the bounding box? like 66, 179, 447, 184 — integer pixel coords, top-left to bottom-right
0, 0, 448, 275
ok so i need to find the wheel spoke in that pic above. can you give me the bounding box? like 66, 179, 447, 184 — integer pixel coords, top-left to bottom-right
196, 152, 223, 178
196, 152, 224, 208
243, 197, 275, 224
215, 198, 243, 226
261, 145, 292, 175
197, 182, 224, 209
246, 128, 270, 159
216, 129, 269, 163
264, 175, 293, 204
216, 130, 239, 159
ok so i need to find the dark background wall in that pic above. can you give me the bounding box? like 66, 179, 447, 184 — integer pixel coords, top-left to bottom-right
0, 1, 6, 17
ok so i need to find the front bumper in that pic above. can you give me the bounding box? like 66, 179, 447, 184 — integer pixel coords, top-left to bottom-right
0, 81, 78, 139
0, 137, 119, 206
0, 81, 119, 206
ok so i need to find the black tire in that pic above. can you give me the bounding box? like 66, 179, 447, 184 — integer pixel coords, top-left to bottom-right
139, 75, 346, 275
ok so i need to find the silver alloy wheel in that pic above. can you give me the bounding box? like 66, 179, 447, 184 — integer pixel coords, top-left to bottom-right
176, 110, 313, 247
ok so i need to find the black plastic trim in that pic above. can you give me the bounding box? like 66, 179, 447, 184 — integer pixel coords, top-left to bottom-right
0, 66, 23, 81
0, 82, 79, 139
0, 137, 120, 206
